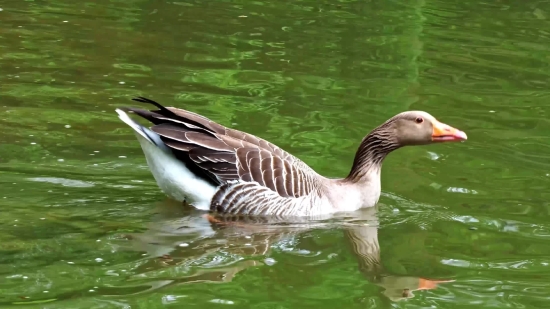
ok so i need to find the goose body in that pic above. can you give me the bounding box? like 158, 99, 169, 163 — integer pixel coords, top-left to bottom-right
116, 97, 467, 216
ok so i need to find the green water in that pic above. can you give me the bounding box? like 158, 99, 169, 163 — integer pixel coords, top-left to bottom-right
1, 0, 550, 307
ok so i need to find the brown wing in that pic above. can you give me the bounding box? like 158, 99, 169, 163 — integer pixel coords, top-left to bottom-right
123, 97, 321, 199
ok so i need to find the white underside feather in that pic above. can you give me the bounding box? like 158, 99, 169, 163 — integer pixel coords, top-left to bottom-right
116, 109, 216, 210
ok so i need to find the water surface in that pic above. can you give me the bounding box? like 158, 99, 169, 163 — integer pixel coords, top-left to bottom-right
1, 0, 550, 308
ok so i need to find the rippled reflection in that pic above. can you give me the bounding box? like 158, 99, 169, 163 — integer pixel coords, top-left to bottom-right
104, 200, 451, 304
2, 0, 550, 307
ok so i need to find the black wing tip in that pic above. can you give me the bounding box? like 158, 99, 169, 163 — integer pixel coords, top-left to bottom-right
129, 96, 218, 132
131, 96, 171, 112
132, 96, 156, 103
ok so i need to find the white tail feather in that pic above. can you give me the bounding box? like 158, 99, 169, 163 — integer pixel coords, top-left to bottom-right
115, 108, 216, 210
115, 108, 170, 152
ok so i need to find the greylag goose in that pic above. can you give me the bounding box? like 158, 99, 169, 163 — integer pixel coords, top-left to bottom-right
116, 97, 467, 216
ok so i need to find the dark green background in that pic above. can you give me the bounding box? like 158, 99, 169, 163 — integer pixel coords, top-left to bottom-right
1, 0, 549, 308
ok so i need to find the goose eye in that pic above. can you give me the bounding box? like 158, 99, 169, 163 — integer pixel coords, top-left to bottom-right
415, 117, 424, 124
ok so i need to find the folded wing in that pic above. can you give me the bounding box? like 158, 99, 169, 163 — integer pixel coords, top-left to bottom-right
123, 97, 322, 212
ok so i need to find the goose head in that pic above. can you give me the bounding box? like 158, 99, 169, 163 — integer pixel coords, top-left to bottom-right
346, 111, 467, 182
389, 111, 467, 146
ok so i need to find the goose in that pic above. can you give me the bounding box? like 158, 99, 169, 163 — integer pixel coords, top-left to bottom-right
116, 97, 467, 216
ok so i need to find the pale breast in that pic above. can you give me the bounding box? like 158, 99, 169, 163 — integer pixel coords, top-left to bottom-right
325, 174, 382, 212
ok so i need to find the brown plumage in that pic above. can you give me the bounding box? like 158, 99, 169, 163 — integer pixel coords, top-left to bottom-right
116, 96, 467, 216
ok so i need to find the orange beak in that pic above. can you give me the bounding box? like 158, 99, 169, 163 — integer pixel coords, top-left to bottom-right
431, 120, 467, 142
418, 278, 454, 290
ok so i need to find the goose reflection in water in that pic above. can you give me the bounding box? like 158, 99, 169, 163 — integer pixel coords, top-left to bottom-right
119, 199, 452, 301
